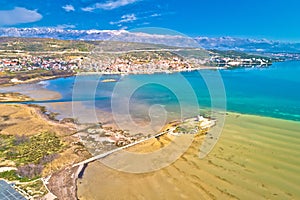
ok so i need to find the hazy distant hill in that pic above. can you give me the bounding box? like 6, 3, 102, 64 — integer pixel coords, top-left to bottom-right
0, 37, 190, 53
1, 28, 300, 53
0, 37, 211, 61
195, 37, 300, 53
0, 28, 199, 48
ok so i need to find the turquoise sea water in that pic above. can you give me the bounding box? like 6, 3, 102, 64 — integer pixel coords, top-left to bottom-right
44, 61, 300, 121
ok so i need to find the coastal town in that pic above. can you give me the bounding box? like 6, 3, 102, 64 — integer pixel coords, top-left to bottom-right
210, 56, 272, 67
0, 37, 277, 80
0, 56, 81, 73
0, 49, 274, 83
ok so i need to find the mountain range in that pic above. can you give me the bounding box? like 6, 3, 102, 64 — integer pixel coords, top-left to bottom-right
1, 28, 300, 53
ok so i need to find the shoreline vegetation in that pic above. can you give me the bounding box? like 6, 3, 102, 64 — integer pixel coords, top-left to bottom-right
0, 97, 91, 199
0, 92, 33, 102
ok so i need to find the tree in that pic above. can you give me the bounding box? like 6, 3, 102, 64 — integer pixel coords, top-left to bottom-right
17, 164, 43, 179
13, 135, 29, 146
39, 153, 59, 165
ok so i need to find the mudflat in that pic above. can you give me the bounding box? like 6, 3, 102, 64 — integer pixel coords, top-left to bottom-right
77, 113, 300, 200
0, 104, 68, 136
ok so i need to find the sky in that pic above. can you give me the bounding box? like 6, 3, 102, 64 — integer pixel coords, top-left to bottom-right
0, 0, 300, 41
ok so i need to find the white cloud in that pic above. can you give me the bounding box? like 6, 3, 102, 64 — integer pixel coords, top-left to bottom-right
150, 13, 161, 17
81, 7, 94, 12
109, 12, 162, 26
62, 5, 75, 12
0, 7, 42, 26
82, 0, 139, 11
120, 26, 128, 30
55, 24, 76, 29
110, 14, 137, 25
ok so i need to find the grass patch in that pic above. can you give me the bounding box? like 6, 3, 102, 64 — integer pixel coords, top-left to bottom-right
1, 133, 64, 165
0, 134, 14, 157
16, 179, 48, 198
4, 133, 64, 165
0, 170, 34, 182
0, 132, 64, 181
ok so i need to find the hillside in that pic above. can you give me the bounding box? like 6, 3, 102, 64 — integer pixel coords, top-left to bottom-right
1, 28, 300, 53
0, 37, 210, 59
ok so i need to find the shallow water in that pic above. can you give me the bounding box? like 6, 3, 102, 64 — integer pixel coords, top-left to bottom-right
39, 61, 300, 122
2, 61, 299, 122
77, 113, 300, 199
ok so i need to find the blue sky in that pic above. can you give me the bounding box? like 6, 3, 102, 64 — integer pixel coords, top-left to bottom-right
0, 0, 300, 41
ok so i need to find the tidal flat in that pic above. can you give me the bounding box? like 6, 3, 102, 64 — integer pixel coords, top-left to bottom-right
77, 113, 300, 200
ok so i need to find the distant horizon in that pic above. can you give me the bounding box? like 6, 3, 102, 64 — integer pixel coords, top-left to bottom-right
1, 0, 300, 42
0, 27, 299, 44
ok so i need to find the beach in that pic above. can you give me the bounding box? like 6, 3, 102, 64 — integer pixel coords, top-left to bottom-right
0, 83, 62, 101
77, 113, 300, 199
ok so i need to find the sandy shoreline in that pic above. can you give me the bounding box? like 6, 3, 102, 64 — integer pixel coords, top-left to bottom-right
77, 113, 300, 200
0, 74, 75, 88
0, 82, 62, 101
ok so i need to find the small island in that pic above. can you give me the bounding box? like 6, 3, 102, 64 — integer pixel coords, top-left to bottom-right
101, 79, 117, 83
